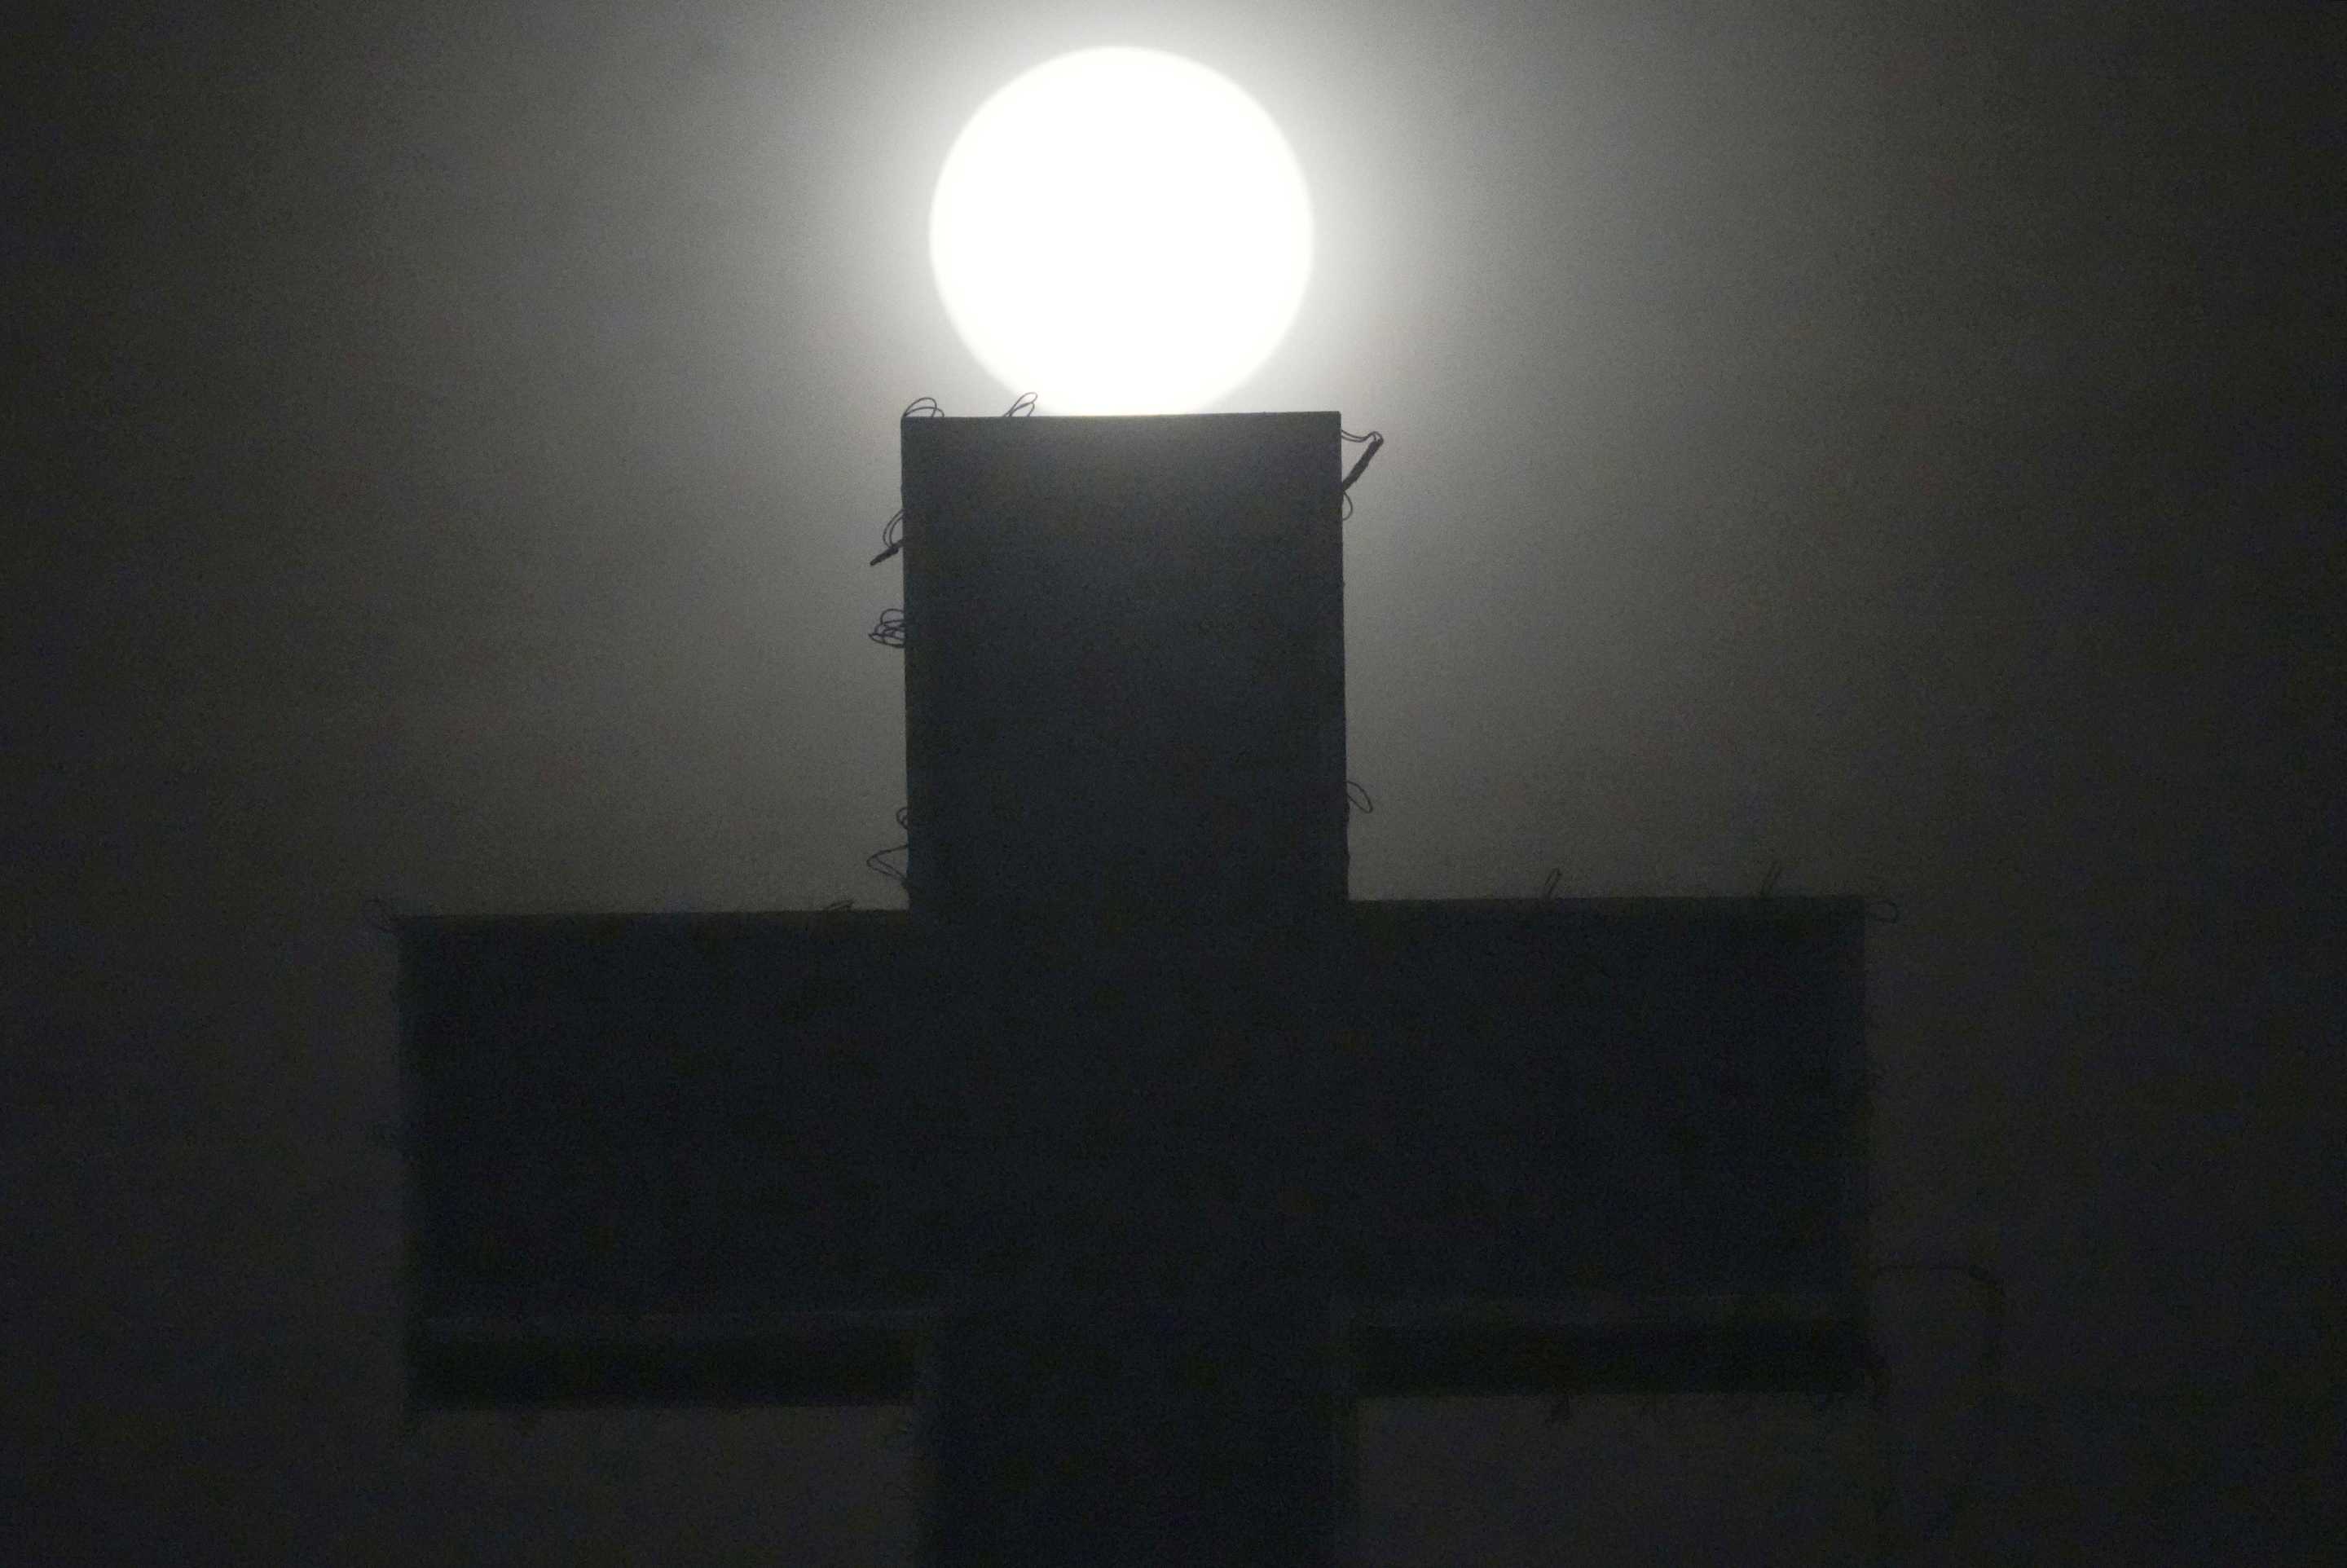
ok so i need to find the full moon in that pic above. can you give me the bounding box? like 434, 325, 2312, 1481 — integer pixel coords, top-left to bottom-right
928, 48, 1314, 415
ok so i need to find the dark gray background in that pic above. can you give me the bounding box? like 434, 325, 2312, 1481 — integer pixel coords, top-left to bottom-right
9, 1, 2338, 1561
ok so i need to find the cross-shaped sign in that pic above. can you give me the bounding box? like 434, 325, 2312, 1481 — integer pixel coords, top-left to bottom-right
402, 900, 1861, 1563
399, 415, 1866, 1566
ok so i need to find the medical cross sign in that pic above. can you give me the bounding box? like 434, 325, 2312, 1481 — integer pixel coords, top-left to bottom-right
399, 416, 1867, 1568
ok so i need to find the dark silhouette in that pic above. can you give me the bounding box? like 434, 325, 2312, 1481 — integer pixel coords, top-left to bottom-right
399, 415, 1866, 1566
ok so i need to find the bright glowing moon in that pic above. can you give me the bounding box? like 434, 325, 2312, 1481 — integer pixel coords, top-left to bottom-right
929, 47, 1313, 415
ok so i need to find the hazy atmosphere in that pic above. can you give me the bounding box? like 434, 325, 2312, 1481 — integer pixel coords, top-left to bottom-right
11, 1, 2338, 1561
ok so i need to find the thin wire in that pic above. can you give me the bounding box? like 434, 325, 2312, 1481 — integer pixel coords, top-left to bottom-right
1340, 429, 1385, 493
1004, 391, 1038, 416
865, 843, 909, 886
873, 391, 940, 569
1757, 859, 1785, 897
1539, 867, 1561, 900
1345, 780, 1374, 815
869, 607, 905, 648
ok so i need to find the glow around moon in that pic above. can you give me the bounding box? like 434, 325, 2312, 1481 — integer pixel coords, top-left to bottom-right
928, 48, 1314, 415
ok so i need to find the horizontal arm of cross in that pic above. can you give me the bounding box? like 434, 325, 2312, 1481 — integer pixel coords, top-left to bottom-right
400, 900, 1866, 1407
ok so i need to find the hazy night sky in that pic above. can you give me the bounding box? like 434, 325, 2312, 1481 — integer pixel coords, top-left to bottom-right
9, 2, 2339, 1561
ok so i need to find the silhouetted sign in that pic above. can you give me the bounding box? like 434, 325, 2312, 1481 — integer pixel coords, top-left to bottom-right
400, 412, 1867, 1566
